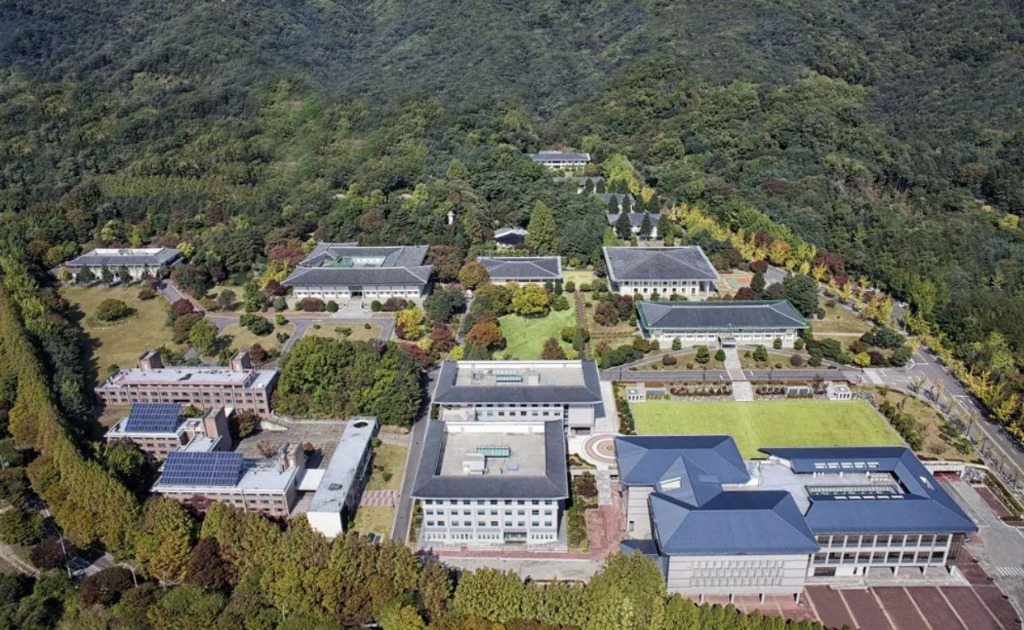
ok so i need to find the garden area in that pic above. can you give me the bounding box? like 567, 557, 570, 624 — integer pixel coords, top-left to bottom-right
809, 296, 873, 335
496, 309, 576, 359
304, 322, 382, 342
566, 472, 598, 553
221, 319, 295, 354
863, 388, 978, 461
631, 400, 902, 458
350, 507, 395, 538
60, 285, 181, 384
366, 443, 407, 491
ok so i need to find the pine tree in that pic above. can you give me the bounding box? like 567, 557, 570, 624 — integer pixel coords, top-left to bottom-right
615, 212, 633, 239
526, 201, 556, 254
639, 212, 653, 240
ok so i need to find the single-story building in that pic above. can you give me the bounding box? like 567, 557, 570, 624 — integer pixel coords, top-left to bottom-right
636, 300, 809, 347
494, 227, 528, 250
477, 256, 562, 284
283, 243, 433, 304
61, 247, 183, 282
596, 193, 635, 212
607, 213, 662, 239
552, 176, 605, 194
603, 246, 720, 299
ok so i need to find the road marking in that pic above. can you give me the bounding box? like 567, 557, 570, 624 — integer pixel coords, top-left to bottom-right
993, 566, 1024, 577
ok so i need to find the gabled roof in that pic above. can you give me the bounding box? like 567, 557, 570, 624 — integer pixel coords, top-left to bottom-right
411, 420, 569, 500
603, 247, 720, 282
477, 257, 562, 281
761, 447, 978, 534
606, 213, 661, 228
432, 360, 602, 405
66, 248, 182, 268
637, 300, 809, 331
650, 490, 819, 555
283, 243, 433, 287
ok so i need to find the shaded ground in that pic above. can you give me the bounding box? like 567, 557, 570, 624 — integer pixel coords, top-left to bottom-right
497, 309, 576, 359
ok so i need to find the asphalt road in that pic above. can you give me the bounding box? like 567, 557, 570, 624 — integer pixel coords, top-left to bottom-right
603, 367, 857, 383
392, 367, 438, 543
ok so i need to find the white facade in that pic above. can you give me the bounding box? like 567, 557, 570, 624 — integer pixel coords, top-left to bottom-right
644, 327, 798, 348
809, 532, 958, 577
667, 554, 810, 599
613, 279, 714, 299
420, 497, 562, 547
289, 283, 426, 303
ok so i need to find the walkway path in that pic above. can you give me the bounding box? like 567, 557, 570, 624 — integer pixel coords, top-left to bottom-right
361, 490, 399, 507
723, 347, 754, 401
573, 291, 587, 359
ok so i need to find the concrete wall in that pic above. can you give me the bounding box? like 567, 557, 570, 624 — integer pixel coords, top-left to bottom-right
809, 532, 956, 577
612, 279, 714, 299
644, 328, 799, 348
290, 284, 426, 302
666, 554, 809, 597
420, 498, 562, 548
625, 486, 654, 539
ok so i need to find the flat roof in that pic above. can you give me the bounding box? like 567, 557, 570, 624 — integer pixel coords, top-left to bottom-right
433, 360, 602, 405
309, 418, 378, 514
98, 366, 278, 390
412, 421, 569, 500
66, 247, 182, 268
153, 452, 300, 494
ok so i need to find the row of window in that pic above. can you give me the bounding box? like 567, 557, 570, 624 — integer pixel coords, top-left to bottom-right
687, 576, 784, 587
815, 534, 950, 547
425, 521, 554, 528
423, 499, 552, 506
813, 550, 946, 565
424, 509, 553, 517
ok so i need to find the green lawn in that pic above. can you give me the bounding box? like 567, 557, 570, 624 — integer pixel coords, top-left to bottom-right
631, 400, 902, 458
61, 286, 182, 385
811, 296, 873, 335
350, 506, 395, 537
221, 321, 295, 353
498, 309, 576, 359
367, 444, 407, 491
305, 322, 382, 342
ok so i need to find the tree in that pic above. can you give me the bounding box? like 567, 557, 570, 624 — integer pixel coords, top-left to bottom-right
148, 584, 226, 628
429, 326, 457, 354
172, 313, 203, 344
541, 338, 567, 360
0, 507, 44, 545
232, 410, 261, 439
80, 567, 136, 607
714, 348, 726, 361
76, 266, 96, 283
639, 212, 653, 239
671, 337, 681, 351
594, 301, 619, 326
240, 314, 273, 336
427, 246, 464, 283
298, 297, 325, 312
426, 288, 465, 323
753, 345, 769, 362
526, 201, 557, 254
458, 261, 490, 290
418, 561, 452, 621
695, 345, 710, 364
466, 322, 504, 349
217, 289, 237, 311
750, 271, 766, 297
396, 306, 427, 341
102, 440, 151, 494
171, 265, 212, 299
185, 538, 230, 592
134, 497, 197, 584
248, 343, 268, 364
773, 337, 783, 349
30, 537, 70, 570
510, 283, 550, 316
94, 298, 135, 322
614, 212, 633, 239
189, 319, 220, 355
171, 298, 195, 317
780, 274, 819, 317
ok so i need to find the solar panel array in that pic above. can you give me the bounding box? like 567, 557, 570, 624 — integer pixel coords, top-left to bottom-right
124, 402, 182, 433
159, 452, 243, 487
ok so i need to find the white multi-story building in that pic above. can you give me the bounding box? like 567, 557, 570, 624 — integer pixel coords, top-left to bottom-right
602, 246, 719, 299
636, 300, 809, 348
282, 243, 433, 305
528, 150, 590, 171
412, 420, 568, 550
432, 360, 604, 435
61, 247, 183, 282
306, 418, 377, 539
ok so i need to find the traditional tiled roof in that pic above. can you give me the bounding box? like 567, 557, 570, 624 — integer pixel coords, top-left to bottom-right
603, 247, 720, 282
477, 257, 562, 282
283, 243, 432, 287
637, 300, 808, 331
528, 151, 590, 163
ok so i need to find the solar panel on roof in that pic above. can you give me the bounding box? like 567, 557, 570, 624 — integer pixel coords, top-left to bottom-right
124, 402, 182, 433
159, 452, 243, 487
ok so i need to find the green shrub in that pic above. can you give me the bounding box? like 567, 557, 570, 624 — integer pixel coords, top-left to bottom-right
94, 298, 135, 322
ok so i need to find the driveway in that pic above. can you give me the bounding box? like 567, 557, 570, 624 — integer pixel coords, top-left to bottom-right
392, 367, 438, 544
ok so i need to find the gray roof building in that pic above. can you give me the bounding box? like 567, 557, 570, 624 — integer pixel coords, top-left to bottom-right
477, 257, 562, 282
528, 151, 590, 165
596, 193, 635, 210
637, 300, 809, 332
432, 360, 602, 406
603, 247, 720, 283
412, 420, 569, 500
607, 213, 661, 229
283, 243, 432, 288
307, 417, 378, 538
64, 247, 183, 269
493, 227, 528, 249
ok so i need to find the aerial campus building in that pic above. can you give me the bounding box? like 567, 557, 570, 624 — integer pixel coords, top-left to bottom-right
104, 403, 231, 461
282, 243, 433, 304
61, 247, 183, 282
95, 350, 278, 415
432, 360, 604, 435
493, 227, 528, 250
528, 150, 591, 171
602, 246, 720, 299
616, 437, 977, 602
412, 419, 568, 549
305, 417, 378, 538
636, 300, 809, 348
477, 256, 562, 284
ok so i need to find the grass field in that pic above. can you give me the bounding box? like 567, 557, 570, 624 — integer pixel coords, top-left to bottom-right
562, 269, 595, 286
811, 297, 872, 335
367, 444, 408, 491
498, 309, 576, 359
221, 321, 295, 353
863, 388, 978, 462
631, 400, 902, 458
305, 322, 381, 342
350, 506, 395, 537
61, 286, 180, 385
